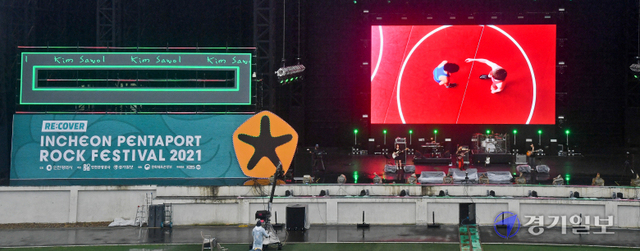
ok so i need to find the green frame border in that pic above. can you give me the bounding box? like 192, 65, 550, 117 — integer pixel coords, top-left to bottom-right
32, 65, 241, 92
20, 52, 252, 105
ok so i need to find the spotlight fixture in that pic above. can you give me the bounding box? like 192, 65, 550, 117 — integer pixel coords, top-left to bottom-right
569, 191, 580, 198
276, 64, 305, 84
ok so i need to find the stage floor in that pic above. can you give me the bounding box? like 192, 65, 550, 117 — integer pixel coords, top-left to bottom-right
303, 150, 637, 186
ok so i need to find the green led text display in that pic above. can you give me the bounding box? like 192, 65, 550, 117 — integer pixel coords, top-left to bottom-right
20, 52, 252, 105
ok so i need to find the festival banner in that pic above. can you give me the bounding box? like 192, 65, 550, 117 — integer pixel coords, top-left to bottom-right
10, 114, 252, 185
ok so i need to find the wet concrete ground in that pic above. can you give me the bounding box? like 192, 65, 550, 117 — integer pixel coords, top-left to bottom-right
1, 225, 638, 248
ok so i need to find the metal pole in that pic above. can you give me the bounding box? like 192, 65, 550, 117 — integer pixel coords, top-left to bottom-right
538, 134, 541, 146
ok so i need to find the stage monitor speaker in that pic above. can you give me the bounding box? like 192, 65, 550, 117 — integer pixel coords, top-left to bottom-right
286, 204, 309, 231
293, 148, 313, 177
404, 165, 416, 173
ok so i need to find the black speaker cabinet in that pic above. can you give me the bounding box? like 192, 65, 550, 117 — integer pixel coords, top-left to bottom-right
155, 205, 165, 228
148, 205, 164, 228
148, 205, 156, 227
293, 149, 313, 177
286, 204, 309, 231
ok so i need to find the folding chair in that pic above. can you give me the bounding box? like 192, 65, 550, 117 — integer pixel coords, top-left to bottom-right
201, 231, 216, 251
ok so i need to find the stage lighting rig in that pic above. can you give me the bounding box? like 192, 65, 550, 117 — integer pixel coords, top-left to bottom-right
276, 64, 305, 84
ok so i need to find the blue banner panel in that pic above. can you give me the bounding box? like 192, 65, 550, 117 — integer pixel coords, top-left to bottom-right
11, 114, 252, 185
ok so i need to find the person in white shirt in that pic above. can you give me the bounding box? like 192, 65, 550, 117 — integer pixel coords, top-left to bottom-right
252, 220, 269, 250
465, 58, 507, 94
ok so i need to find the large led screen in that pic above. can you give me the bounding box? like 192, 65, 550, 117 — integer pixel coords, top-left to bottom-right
371, 25, 556, 124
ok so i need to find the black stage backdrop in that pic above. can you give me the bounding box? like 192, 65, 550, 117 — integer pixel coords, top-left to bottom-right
0, 1, 636, 184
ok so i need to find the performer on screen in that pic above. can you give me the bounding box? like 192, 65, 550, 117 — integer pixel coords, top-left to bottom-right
464, 58, 507, 94
433, 60, 460, 88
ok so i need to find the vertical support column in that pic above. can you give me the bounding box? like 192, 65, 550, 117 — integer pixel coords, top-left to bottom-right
238, 199, 251, 224
416, 199, 428, 225
604, 201, 617, 226
253, 0, 277, 111
68, 187, 79, 223
326, 200, 338, 224
96, 0, 121, 47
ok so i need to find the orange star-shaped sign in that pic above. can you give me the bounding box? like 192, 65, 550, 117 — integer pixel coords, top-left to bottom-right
233, 111, 298, 178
